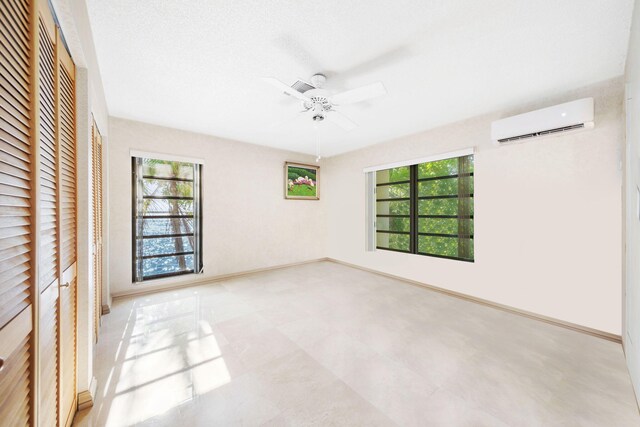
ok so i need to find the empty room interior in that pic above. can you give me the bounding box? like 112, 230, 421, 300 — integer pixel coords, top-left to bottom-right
3, 0, 640, 426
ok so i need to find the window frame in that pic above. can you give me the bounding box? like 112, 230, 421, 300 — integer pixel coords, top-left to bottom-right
375, 155, 474, 262
131, 156, 204, 282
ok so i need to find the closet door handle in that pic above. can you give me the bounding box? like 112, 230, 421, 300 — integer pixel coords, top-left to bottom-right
60, 282, 70, 288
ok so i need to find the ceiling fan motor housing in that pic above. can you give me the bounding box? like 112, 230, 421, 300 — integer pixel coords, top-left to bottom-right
310, 73, 326, 88
304, 89, 332, 122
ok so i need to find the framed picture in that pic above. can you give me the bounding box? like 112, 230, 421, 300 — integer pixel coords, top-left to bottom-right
285, 162, 320, 200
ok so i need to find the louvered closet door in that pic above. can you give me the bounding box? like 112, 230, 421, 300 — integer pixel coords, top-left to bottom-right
91, 121, 102, 342
56, 31, 76, 427
0, 0, 34, 425
36, 2, 59, 426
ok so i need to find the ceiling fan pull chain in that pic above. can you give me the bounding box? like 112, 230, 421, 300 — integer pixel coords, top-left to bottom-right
314, 123, 321, 162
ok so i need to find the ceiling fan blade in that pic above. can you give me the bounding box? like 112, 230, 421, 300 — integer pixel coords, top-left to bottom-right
262, 77, 311, 102
326, 110, 358, 131
334, 45, 412, 84
273, 35, 324, 76
273, 36, 411, 89
330, 82, 387, 105
269, 109, 309, 129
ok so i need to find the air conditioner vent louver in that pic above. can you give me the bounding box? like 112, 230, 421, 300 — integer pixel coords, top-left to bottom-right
290, 80, 315, 94
497, 123, 585, 143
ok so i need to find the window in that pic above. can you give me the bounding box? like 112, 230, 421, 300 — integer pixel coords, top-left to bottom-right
132, 157, 203, 281
375, 154, 474, 261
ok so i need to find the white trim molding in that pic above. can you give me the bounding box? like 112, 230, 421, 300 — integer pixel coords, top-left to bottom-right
130, 149, 205, 165
112, 258, 328, 299
362, 147, 475, 173
326, 258, 622, 343
365, 172, 376, 252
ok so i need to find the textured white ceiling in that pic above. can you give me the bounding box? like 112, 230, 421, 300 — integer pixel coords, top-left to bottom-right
86, 0, 634, 156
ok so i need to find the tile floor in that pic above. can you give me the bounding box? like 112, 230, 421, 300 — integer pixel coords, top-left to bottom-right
74, 261, 640, 426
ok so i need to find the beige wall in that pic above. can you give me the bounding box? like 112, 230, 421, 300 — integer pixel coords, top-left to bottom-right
108, 118, 326, 296
324, 78, 624, 335
625, 0, 640, 405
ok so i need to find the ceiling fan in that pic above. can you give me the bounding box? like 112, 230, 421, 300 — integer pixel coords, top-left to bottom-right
262, 73, 387, 131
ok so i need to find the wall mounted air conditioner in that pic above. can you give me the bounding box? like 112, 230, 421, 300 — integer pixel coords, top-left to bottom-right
491, 98, 594, 143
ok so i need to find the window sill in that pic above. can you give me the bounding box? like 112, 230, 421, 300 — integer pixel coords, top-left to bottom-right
132, 271, 203, 287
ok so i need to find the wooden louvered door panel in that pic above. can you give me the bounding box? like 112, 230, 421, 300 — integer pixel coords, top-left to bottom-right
91, 121, 102, 342
36, 3, 59, 426
2, 0, 80, 425
0, 308, 32, 426
56, 32, 76, 427
0, 0, 33, 425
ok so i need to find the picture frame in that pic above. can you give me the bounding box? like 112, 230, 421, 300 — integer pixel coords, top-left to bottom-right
284, 162, 320, 200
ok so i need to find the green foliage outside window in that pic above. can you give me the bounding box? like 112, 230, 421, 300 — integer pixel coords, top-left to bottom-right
375, 155, 474, 261
377, 233, 410, 252
379, 166, 410, 183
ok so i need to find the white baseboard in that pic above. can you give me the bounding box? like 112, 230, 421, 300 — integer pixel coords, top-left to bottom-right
326, 258, 622, 344
112, 256, 620, 344
111, 258, 330, 299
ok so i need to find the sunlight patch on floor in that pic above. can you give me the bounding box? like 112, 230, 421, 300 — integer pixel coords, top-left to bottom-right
99, 293, 231, 426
